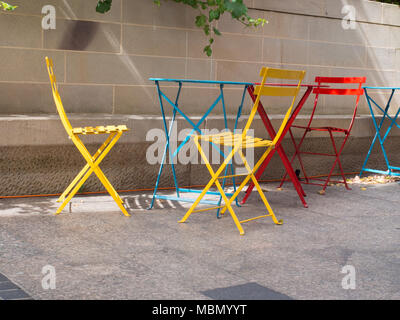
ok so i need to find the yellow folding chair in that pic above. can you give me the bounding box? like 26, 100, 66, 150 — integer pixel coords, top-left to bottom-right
179, 67, 306, 235
45, 57, 130, 216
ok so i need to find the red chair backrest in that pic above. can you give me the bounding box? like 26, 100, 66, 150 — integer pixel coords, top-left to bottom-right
313, 77, 366, 95
308, 76, 367, 133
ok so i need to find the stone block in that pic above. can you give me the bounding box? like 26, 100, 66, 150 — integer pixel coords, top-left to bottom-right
263, 38, 308, 65
308, 42, 366, 68
66, 52, 185, 85
0, 14, 42, 48
253, 0, 325, 16
0, 49, 65, 82
122, 25, 186, 57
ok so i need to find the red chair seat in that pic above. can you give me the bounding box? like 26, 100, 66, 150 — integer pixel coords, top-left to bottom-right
292, 125, 348, 134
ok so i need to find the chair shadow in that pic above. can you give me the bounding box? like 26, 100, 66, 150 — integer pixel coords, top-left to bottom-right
122, 192, 187, 212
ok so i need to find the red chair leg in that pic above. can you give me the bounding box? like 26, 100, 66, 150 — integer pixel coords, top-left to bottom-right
279, 127, 311, 188
241, 87, 307, 207
322, 131, 351, 191
241, 143, 308, 207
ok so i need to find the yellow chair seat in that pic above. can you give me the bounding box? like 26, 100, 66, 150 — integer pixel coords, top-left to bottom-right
198, 132, 274, 148
72, 125, 129, 135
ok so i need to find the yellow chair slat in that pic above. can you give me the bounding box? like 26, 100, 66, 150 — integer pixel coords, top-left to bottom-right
85, 127, 95, 134
260, 67, 306, 80
105, 125, 129, 133
254, 85, 299, 97
96, 126, 106, 133
197, 131, 231, 140
72, 127, 83, 134
117, 125, 129, 131
72, 125, 129, 135
206, 133, 273, 148
199, 131, 274, 147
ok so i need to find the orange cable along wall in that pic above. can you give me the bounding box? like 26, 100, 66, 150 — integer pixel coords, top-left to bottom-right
0, 172, 360, 199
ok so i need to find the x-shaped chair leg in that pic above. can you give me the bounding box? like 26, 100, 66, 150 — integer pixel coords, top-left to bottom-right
180, 139, 283, 235
74, 134, 125, 206
179, 137, 245, 234
290, 127, 311, 183
279, 127, 311, 187
237, 150, 282, 225
322, 131, 350, 191
56, 131, 130, 217
218, 147, 283, 226
58, 133, 117, 203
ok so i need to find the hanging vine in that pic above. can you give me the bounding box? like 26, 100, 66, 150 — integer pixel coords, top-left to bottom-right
96, 0, 266, 56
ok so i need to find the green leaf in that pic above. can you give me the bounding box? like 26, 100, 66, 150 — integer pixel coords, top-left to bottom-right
203, 24, 210, 36
204, 45, 212, 57
96, 0, 112, 14
213, 27, 221, 36
195, 14, 207, 27
209, 9, 220, 22
224, 0, 247, 19
1, 1, 17, 11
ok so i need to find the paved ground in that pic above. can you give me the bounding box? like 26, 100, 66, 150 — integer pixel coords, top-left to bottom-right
0, 273, 32, 300
0, 181, 399, 300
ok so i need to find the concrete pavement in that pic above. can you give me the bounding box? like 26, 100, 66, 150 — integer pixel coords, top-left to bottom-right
0, 181, 399, 300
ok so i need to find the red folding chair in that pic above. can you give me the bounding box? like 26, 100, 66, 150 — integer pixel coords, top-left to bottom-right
279, 76, 366, 193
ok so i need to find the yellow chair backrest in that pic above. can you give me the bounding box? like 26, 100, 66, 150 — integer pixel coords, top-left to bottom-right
245, 67, 306, 145
45, 57, 74, 137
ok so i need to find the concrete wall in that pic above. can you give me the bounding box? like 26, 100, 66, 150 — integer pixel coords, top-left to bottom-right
1, 0, 400, 115
0, 0, 400, 195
